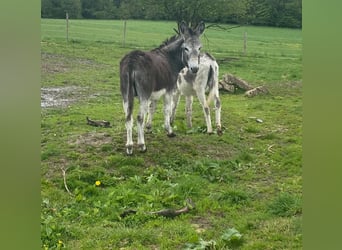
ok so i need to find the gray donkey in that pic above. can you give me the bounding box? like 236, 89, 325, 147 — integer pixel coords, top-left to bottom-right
120, 21, 205, 155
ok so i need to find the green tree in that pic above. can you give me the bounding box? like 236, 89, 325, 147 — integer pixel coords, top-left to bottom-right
215, 0, 248, 24
62, 0, 82, 18
119, 0, 146, 19
246, 0, 301, 27
41, 0, 82, 18
41, 0, 301, 28
41, 0, 53, 18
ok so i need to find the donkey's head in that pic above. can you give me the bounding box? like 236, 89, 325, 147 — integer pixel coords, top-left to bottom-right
179, 21, 205, 74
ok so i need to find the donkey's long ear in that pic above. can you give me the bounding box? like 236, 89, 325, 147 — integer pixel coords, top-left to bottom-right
179, 21, 189, 37
195, 21, 205, 35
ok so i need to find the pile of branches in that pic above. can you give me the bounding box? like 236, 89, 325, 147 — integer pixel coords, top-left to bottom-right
86, 117, 111, 127
218, 73, 269, 97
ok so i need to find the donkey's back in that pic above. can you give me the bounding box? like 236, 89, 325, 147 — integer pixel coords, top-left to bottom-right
120, 50, 177, 99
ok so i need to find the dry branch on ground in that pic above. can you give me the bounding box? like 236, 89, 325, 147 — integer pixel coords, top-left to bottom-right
218, 73, 269, 97
86, 117, 111, 127
120, 198, 195, 219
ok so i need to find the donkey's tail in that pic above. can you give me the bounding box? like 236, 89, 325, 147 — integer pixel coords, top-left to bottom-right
120, 61, 136, 118
206, 63, 219, 106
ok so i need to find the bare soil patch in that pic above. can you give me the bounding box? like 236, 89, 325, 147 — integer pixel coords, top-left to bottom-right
191, 216, 212, 233
41, 52, 101, 74
69, 132, 113, 148
41, 86, 87, 108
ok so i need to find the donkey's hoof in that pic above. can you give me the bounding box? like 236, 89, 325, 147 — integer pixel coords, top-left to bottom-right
167, 132, 176, 137
138, 144, 147, 153
207, 130, 214, 135
217, 126, 223, 136
126, 145, 133, 155
146, 125, 152, 134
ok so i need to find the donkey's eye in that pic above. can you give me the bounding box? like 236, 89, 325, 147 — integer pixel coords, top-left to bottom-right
184, 47, 189, 52
199, 47, 202, 51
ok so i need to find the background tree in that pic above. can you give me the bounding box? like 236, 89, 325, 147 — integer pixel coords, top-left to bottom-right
41, 0, 82, 18
41, 0, 302, 28
62, 0, 82, 18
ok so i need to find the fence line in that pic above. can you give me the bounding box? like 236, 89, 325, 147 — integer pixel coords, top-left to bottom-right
243, 31, 247, 56
123, 20, 127, 47
66, 13, 69, 42
41, 19, 302, 57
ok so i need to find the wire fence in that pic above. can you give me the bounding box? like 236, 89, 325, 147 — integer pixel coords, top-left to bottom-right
41, 19, 124, 44
41, 17, 302, 58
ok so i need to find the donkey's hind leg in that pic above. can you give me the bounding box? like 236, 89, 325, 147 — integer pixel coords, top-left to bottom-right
164, 93, 176, 137
146, 100, 157, 133
137, 100, 148, 152
214, 94, 222, 136
123, 100, 134, 155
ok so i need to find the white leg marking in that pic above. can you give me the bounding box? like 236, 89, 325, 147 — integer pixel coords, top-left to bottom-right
171, 89, 180, 124
185, 95, 193, 128
196, 90, 213, 134
137, 100, 148, 152
214, 92, 222, 135
146, 100, 156, 132
163, 93, 175, 137
123, 101, 134, 155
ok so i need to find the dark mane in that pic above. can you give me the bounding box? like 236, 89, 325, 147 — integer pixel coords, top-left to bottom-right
152, 35, 180, 52
204, 52, 216, 61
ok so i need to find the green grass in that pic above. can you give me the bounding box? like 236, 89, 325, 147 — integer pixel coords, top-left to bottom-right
41, 19, 302, 249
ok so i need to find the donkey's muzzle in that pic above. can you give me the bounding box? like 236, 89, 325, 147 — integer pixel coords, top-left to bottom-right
190, 66, 199, 74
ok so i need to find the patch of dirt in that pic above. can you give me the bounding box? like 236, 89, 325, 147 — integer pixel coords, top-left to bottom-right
69, 132, 113, 148
41, 52, 109, 108
42, 157, 69, 180
191, 216, 212, 233
41, 53, 68, 74
41, 86, 87, 108
41, 52, 101, 75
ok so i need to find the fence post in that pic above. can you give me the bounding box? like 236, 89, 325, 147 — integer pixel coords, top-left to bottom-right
123, 20, 127, 47
243, 31, 247, 55
66, 12, 69, 42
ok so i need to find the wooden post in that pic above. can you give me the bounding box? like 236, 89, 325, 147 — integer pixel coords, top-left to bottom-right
123, 20, 127, 48
66, 12, 69, 42
243, 31, 247, 55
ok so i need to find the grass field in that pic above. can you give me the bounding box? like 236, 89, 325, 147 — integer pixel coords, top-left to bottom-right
41, 19, 302, 249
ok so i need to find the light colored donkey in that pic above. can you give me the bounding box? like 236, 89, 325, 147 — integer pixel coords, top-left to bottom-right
146, 52, 222, 135
174, 52, 222, 135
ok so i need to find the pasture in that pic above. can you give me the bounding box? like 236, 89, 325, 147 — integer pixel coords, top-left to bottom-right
41, 19, 302, 249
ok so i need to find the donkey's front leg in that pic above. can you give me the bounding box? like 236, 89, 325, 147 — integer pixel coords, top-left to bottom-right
170, 90, 180, 125
185, 95, 193, 128
164, 94, 176, 137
